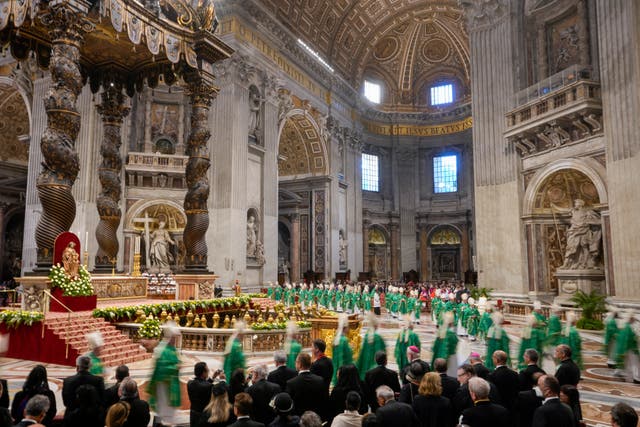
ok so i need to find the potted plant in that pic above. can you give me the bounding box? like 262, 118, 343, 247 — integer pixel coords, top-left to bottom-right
138, 316, 163, 352
48, 264, 96, 311
570, 289, 606, 330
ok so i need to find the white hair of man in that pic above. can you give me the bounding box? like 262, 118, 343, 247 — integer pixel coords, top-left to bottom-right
274, 350, 287, 365
253, 364, 268, 380
375, 385, 395, 402
468, 377, 490, 400
25, 395, 50, 418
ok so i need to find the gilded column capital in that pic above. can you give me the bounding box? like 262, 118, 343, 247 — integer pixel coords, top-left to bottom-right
39, 3, 95, 47
96, 86, 130, 124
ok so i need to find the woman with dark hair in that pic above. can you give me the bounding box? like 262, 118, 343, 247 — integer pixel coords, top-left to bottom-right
64, 384, 104, 427
329, 364, 366, 421
560, 384, 584, 427
11, 365, 57, 426
228, 369, 247, 404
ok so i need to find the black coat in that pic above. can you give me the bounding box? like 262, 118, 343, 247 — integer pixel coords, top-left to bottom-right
473, 364, 491, 380
104, 382, 122, 409
488, 365, 520, 413
532, 398, 578, 427
328, 386, 367, 420
61, 371, 105, 412
0, 380, 7, 409
364, 365, 401, 411
439, 373, 459, 400
398, 383, 419, 405
400, 359, 430, 385
228, 418, 265, 427
514, 389, 543, 427
247, 379, 281, 425
461, 400, 509, 427
375, 400, 419, 427
121, 397, 151, 427
285, 372, 327, 419
267, 366, 297, 393
188, 377, 214, 427
11, 389, 57, 427
452, 381, 501, 418
518, 365, 545, 391
555, 359, 581, 387
412, 395, 453, 427
310, 355, 333, 392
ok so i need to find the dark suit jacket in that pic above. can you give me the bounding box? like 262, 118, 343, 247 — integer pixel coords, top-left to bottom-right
104, 382, 122, 409
121, 397, 151, 427
247, 379, 281, 425
515, 389, 543, 427
285, 372, 327, 419
310, 355, 333, 392
452, 381, 501, 417
11, 390, 57, 427
62, 371, 105, 411
555, 359, 580, 387
0, 380, 8, 409
488, 365, 520, 412
375, 400, 419, 427
188, 377, 214, 426
412, 395, 453, 427
518, 364, 545, 391
11, 420, 37, 427
398, 383, 419, 405
400, 359, 430, 385
364, 365, 401, 411
227, 417, 265, 427
532, 398, 578, 427
473, 363, 491, 380
439, 373, 459, 400
267, 366, 297, 392
461, 400, 509, 427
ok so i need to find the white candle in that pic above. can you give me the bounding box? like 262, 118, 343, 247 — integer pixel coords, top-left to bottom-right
85, 231, 89, 249
135, 236, 140, 253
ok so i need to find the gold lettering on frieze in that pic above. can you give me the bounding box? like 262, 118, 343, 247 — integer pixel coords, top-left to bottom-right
362, 117, 473, 137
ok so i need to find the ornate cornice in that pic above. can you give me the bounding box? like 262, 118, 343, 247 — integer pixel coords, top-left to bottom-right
458, 0, 509, 31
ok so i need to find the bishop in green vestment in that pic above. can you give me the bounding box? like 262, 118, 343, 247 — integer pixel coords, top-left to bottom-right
223, 321, 247, 380
332, 314, 353, 385
485, 312, 510, 370
356, 314, 386, 380
395, 317, 421, 373
147, 323, 181, 425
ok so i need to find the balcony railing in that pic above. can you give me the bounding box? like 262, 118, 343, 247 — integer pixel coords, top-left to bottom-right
126, 152, 188, 171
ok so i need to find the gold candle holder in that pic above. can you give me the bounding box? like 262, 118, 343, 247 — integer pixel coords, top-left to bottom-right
83, 251, 89, 268
132, 253, 141, 277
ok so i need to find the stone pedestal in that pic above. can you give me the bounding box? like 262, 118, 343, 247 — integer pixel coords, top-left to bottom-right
174, 273, 219, 300
554, 268, 606, 305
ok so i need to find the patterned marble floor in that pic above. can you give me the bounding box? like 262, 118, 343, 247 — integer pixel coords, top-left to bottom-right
0, 311, 637, 426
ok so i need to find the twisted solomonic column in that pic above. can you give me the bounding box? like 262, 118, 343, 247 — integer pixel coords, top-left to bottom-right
35, 4, 94, 269
95, 86, 130, 271
183, 75, 217, 271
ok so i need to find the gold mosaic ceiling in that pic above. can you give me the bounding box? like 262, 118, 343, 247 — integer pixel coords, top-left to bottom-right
0, 83, 29, 164
258, 0, 470, 109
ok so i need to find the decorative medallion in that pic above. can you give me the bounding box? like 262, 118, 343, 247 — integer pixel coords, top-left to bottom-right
110, 0, 124, 33
127, 15, 142, 44
422, 38, 449, 63
145, 26, 161, 55
164, 34, 180, 63
373, 37, 399, 61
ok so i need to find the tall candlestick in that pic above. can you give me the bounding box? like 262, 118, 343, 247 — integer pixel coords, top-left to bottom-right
85, 231, 89, 249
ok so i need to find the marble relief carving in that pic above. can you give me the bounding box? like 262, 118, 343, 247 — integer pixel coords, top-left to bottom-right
300, 213, 309, 274
313, 190, 325, 273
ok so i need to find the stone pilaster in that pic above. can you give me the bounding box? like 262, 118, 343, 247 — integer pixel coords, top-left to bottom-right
261, 74, 279, 283
596, 0, 640, 299
362, 219, 370, 273
34, 4, 93, 271
419, 224, 428, 281
397, 149, 417, 273
390, 222, 400, 280
290, 213, 300, 283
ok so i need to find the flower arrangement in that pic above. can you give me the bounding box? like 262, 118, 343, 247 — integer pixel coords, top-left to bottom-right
48, 264, 94, 296
138, 316, 162, 339
250, 320, 311, 331
0, 310, 44, 327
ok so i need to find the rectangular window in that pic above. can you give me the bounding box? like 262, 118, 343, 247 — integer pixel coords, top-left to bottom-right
430, 83, 453, 106
362, 153, 379, 192
364, 80, 381, 104
433, 154, 458, 193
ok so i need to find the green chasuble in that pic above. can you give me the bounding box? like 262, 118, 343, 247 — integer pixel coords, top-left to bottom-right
533, 311, 548, 327
332, 335, 353, 385
615, 324, 639, 366
465, 307, 480, 336
87, 352, 104, 376
485, 327, 510, 370
286, 340, 302, 370
223, 338, 246, 380
395, 329, 421, 373
431, 329, 458, 367
517, 327, 544, 369
603, 316, 619, 355
561, 326, 583, 368
147, 342, 181, 409
478, 312, 493, 340
545, 315, 562, 347
356, 331, 386, 380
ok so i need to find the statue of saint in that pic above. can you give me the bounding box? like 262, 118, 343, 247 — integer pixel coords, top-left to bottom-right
150, 221, 175, 268
555, 199, 602, 269
338, 230, 348, 267
248, 87, 263, 140
61, 242, 80, 279
246, 215, 258, 258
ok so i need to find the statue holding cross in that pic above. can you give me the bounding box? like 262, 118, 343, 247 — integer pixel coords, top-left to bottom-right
133, 212, 157, 269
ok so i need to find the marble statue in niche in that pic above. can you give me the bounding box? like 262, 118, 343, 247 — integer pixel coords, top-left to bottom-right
150, 220, 175, 270
338, 229, 347, 268
246, 215, 258, 257
248, 85, 263, 143
555, 199, 602, 269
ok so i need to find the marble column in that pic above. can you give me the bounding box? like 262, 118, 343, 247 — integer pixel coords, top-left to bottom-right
390, 223, 399, 280
460, 223, 470, 274
94, 86, 129, 272
34, 4, 93, 270
290, 213, 300, 283
419, 224, 428, 281
362, 220, 370, 273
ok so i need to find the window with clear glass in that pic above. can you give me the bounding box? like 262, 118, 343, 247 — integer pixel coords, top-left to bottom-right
433, 154, 458, 193
430, 83, 453, 106
364, 80, 381, 104
362, 153, 379, 192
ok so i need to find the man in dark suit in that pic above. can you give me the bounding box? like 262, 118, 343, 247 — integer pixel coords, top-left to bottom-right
12, 395, 49, 427
470, 352, 491, 379
488, 350, 519, 414
187, 362, 213, 427
119, 378, 151, 427
105, 365, 129, 408
364, 351, 401, 411
532, 375, 578, 427
0, 379, 8, 409
515, 372, 545, 427
62, 355, 105, 414
452, 363, 502, 418
286, 353, 328, 420
461, 377, 509, 427
247, 364, 281, 425
228, 392, 265, 427
310, 339, 333, 393
267, 351, 297, 391
400, 346, 430, 385
554, 345, 581, 386
519, 349, 545, 391
433, 358, 459, 400
374, 385, 418, 427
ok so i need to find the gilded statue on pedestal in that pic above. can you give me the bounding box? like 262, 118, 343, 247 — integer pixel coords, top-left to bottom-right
62, 242, 80, 279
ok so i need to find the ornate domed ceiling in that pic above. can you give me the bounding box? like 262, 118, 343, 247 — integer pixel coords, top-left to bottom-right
257, 0, 470, 111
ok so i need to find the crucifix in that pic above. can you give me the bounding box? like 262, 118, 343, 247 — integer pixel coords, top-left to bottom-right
133, 212, 157, 269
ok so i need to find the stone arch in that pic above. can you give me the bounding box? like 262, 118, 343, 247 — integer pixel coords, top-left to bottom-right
124, 199, 187, 231
0, 76, 31, 126
523, 158, 607, 216
368, 225, 390, 280
277, 109, 329, 177
428, 225, 462, 279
